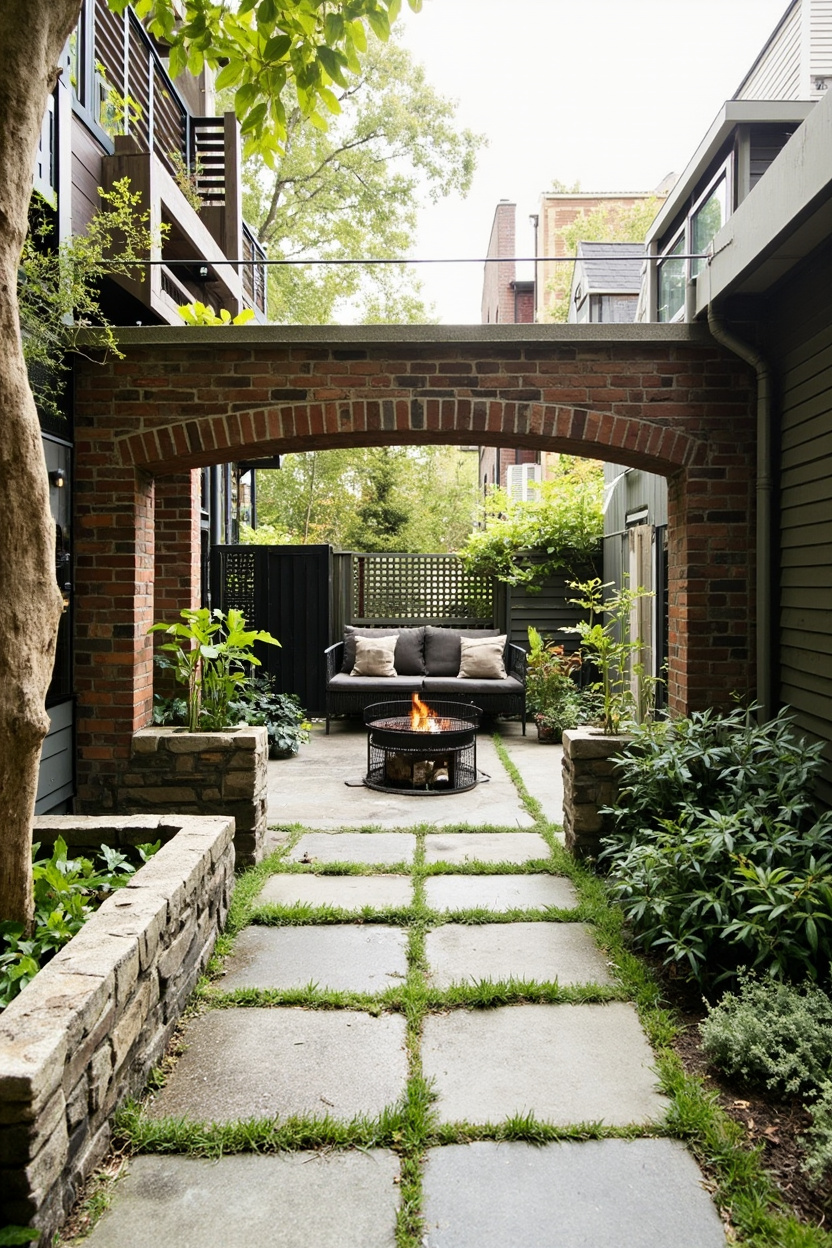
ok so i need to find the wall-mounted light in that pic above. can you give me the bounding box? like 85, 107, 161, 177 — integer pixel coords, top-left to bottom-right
49, 469, 66, 489
197, 265, 209, 279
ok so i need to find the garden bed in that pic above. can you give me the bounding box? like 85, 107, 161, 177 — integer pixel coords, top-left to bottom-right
0, 814, 235, 1244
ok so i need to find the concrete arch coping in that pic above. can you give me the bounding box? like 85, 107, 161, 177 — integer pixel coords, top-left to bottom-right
117, 402, 704, 478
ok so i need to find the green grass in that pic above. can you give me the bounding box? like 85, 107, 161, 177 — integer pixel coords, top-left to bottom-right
107, 731, 832, 1248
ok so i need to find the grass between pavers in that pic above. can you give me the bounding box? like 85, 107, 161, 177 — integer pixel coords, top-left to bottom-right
103, 736, 832, 1248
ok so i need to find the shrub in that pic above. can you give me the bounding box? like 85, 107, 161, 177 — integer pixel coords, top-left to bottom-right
701, 973, 832, 1097
701, 973, 832, 1189
601, 706, 832, 985
0, 837, 160, 1008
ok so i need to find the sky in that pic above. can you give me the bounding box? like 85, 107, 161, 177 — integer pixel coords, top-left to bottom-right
395, 0, 791, 322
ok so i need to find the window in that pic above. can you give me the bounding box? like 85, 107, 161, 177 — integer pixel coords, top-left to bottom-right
657, 233, 685, 323
691, 173, 728, 277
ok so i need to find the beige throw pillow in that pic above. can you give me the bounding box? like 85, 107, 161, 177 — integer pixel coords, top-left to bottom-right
458, 635, 507, 679
351, 634, 398, 677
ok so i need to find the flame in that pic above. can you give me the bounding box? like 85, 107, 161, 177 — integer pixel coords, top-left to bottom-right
410, 692, 447, 733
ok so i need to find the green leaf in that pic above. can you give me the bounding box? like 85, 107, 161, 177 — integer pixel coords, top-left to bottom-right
214, 59, 245, 91
317, 46, 347, 86
0, 1226, 40, 1245
257, 0, 278, 24
168, 42, 188, 80
263, 34, 292, 62
366, 9, 391, 40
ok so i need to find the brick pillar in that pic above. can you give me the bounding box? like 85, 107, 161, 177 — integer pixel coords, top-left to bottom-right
73, 462, 155, 811
153, 472, 203, 701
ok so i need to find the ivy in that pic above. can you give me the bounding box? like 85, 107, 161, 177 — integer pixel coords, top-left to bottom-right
458, 459, 603, 589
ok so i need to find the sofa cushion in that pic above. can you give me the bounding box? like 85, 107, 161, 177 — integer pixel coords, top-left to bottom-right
422, 675, 523, 698
458, 635, 507, 679
351, 635, 397, 677
327, 673, 423, 693
342, 626, 426, 675
424, 626, 502, 676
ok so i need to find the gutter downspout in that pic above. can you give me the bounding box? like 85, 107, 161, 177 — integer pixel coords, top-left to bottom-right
707, 305, 774, 722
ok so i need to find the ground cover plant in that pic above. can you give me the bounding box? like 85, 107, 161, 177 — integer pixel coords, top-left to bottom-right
0, 836, 160, 1008
599, 705, 832, 986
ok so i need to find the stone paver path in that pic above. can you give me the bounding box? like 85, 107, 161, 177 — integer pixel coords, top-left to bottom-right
83, 727, 726, 1247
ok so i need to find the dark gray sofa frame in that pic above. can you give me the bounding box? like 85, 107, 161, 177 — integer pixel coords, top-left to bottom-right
324, 637, 526, 734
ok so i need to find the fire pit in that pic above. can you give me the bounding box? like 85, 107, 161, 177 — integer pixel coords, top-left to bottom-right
364, 695, 482, 795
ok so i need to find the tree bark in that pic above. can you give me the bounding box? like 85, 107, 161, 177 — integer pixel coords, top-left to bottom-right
0, 0, 81, 925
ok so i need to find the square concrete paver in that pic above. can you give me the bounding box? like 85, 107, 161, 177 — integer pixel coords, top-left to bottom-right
422, 1003, 666, 1126
422, 1140, 726, 1248
84, 1152, 401, 1248
425, 923, 613, 989
148, 1008, 407, 1122
219, 925, 408, 993
424, 832, 550, 865
258, 873, 413, 910
290, 832, 416, 865
424, 874, 577, 913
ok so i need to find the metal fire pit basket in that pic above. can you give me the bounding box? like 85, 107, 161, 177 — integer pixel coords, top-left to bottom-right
363, 700, 482, 795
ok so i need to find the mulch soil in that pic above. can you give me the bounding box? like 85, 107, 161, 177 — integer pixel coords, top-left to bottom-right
665, 976, 832, 1235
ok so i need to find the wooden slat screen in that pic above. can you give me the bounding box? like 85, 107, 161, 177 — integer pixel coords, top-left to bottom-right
351, 554, 494, 626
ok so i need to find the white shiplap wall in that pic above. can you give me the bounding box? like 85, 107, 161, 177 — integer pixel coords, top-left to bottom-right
736, 0, 832, 100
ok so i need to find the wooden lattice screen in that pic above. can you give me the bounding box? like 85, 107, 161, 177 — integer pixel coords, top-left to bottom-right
351, 554, 495, 626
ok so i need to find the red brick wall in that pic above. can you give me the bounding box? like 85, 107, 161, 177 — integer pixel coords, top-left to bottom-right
481, 202, 518, 325
73, 330, 757, 808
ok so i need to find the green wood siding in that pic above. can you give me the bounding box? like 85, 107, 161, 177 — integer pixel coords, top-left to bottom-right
770, 238, 832, 803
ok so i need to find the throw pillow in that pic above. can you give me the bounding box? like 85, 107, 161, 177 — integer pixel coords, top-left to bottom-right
458, 635, 507, 679
351, 634, 398, 677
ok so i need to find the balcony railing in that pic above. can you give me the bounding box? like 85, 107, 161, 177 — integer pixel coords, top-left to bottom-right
242, 222, 268, 321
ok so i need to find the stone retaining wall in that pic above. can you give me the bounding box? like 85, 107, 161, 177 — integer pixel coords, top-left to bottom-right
123, 725, 268, 866
561, 727, 629, 857
0, 814, 235, 1243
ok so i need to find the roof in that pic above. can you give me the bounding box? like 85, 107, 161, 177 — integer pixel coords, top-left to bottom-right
575, 242, 644, 293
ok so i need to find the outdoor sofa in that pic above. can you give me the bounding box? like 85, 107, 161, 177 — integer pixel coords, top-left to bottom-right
324, 624, 526, 733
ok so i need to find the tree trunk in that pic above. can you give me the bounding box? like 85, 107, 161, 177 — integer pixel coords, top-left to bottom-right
0, 1, 81, 925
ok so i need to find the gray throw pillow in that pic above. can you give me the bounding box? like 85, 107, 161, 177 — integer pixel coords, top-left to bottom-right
458, 635, 507, 679
342, 626, 426, 675
424, 626, 502, 676
351, 634, 398, 677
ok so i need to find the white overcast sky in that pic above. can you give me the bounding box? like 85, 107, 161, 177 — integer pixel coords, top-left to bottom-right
395, 0, 790, 322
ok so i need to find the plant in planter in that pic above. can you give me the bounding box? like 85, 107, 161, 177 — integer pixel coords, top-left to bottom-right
526, 627, 583, 742
561, 577, 656, 734
236, 674, 311, 758
149, 607, 280, 731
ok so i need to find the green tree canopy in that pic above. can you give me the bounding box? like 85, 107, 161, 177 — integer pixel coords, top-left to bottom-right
249, 446, 478, 551
239, 35, 483, 323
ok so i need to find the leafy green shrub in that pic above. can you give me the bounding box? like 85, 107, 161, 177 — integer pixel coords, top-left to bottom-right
237, 675, 311, 758
701, 973, 832, 1096
803, 1081, 832, 1187
601, 706, 832, 985
458, 459, 603, 590
0, 837, 160, 1008
700, 973, 832, 1188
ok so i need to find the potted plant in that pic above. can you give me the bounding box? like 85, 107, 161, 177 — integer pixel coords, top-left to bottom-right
237, 674, 312, 759
526, 627, 583, 743
149, 607, 280, 731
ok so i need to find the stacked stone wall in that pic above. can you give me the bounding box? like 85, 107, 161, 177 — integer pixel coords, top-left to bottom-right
0, 815, 234, 1243
124, 726, 268, 866
561, 728, 629, 858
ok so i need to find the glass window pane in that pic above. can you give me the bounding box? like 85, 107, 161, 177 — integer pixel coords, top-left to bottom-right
691, 176, 728, 276
658, 236, 685, 322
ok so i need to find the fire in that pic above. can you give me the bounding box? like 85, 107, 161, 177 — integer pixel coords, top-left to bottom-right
410, 692, 449, 733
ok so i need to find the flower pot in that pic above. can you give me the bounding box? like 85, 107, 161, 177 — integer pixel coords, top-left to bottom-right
535, 721, 560, 744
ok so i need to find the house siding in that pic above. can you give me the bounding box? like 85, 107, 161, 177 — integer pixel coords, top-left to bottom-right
810, 0, 832, 80
737, 2, 802, 99
770, 239, 832, 801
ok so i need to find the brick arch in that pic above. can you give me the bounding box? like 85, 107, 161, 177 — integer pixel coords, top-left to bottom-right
71, 325, 758, 814
116, 401, 705, 478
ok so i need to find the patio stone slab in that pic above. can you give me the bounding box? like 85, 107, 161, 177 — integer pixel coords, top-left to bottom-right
424, 832, 550, 864
425, 923, 613, 988
219, 925, 408, 993
422, 1003, 666, 1126
424, 873, 577, 912
148, 1008, 407, 1122
84, 1152, 401, 1248
258, 873, 413, 910
422, 1140, 726, 1248
289, 831, 416, 864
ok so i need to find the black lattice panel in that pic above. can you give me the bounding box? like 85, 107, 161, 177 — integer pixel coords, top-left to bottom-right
222, 550, 257, 619
352, 554, 494, 625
